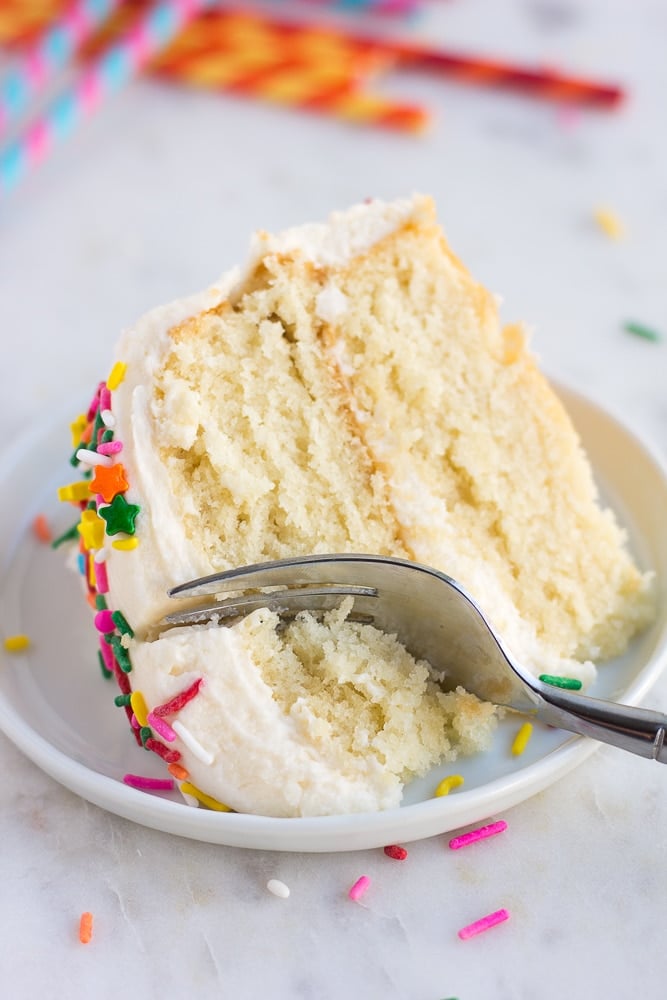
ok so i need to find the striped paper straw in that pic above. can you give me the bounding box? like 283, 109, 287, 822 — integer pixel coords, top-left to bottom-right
0, 0, 216, 195
0, 0, 121, 134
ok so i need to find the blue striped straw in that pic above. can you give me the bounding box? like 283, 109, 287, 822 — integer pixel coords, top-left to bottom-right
0, 0, 121, 134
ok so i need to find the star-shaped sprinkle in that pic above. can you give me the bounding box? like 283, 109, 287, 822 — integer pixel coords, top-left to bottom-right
78, 509, 106, 549
99, 494, 141, 535
90, 462, 129, 503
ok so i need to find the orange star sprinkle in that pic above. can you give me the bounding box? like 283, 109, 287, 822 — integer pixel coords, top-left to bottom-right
90, 463, 129, 503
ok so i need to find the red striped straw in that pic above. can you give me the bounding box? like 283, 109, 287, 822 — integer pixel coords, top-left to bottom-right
0, 0, 216, 195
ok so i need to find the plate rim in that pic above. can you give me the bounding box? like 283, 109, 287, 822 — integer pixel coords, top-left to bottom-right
1, 382, 666, 852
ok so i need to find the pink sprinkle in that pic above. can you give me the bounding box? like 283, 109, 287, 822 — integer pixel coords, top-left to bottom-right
99, 386, 112, 412
87, 383, 104, 420
94, 609, 115, 634
99, 636, 115, 673
348, 876, 371, 902
97, 440, 123, 456
458, 908, 510, 940
130, 714, 139, 730
147, 712, 177, 742
94, 560, 109, 594
449, 820, 508, 851
123, 774, 175, 791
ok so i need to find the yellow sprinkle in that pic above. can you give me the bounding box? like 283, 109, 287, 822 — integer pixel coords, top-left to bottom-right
434, 774, 464, 797
87, 553, 96, 587
58, 481, 93, 502
4, 634, 30, 652
111, 537, 139, 551
180, 782, 232, 812
593, 207, 624, 240
130, 691, 149, 728
77, 509, 106, 550
70, 414, 88, 448
512, 721, 534, 756
106, 361, 127, 391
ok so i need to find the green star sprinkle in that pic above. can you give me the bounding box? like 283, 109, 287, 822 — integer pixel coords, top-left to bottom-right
99, 494, 141, 535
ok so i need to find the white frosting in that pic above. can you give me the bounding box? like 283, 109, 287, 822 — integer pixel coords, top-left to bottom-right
130, 620, 401, 817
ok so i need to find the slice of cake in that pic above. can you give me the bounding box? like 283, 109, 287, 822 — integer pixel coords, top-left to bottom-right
60, 195, 653, 817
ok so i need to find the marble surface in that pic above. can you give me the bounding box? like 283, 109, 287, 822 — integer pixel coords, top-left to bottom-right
1, 1, 666, 997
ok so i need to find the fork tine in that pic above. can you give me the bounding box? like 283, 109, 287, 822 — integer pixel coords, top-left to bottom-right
163, 584, 378, 627
168, 554, 378, 599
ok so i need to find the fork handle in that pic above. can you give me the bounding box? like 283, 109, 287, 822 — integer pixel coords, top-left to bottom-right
537, 686, 667, 763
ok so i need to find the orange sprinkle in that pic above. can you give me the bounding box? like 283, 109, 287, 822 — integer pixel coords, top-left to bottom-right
167, 762, 190, 781
86, 591, 98, 610
80, 421, 93, 444
32, 514, 52, 543
79, 911, 94, 944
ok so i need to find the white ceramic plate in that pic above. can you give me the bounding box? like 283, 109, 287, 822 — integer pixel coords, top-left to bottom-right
1, 385, 666, 852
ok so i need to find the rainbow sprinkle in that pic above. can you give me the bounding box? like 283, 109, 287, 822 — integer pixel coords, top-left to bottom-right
539, 674, 583, 691
123, 774, 175, 791
623, 321, 662, 343
511, 722, 533, 756
348, 875, 371, 902
179, 782, 231, 812
3, 634, 30, 652
449, 820, 508, 851
78, 911, 94, 945
458, 908, 510, 940
435, 774, 464, 797
266, 879, 291, 899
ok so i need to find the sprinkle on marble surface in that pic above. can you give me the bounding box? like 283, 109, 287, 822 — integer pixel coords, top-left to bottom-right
593, 206, 624, 239
434, 774, 464, 797
449, 820, 508, 851
383, 844, 408, 860
458, 907, 510, 940
32, 514, 52, 543
623, 320, 663, 343
3, 634, 30, 652
348, 875, 371, 902
78, 912, 94, 944
267, 879, 291, 899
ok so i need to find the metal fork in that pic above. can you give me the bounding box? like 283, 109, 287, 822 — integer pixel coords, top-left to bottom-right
166, 553, 667, 764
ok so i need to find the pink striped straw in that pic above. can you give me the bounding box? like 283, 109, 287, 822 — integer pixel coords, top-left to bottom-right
0, 0, 121, 134
0, 0, 216, 195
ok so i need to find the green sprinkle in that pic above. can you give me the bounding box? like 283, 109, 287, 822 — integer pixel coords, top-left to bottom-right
95, 594, 108, 610
110, 635, 132, 674
70, 448, 81, 467
50, 522, 80, 549
92, 407, 105, 444
140, 726, 152, 747
114, 694, 132, 707
86, 499, 96, 510
101, 429, 114, 443
539, 674, 582, 691
111, 610, 134, 638
97, 650, 112, 680
623, 321, 662, 343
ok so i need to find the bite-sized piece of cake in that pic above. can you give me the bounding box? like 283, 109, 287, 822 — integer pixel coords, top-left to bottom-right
61, 195, 653, 817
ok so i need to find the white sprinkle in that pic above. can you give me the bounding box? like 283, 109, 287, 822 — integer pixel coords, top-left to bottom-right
76, 448, 113, 468
93, 547, 108, 563
267, 879, 290, 899
101, 409, 116, 428
172, 720, 214, 765
179, 788, 200, 808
